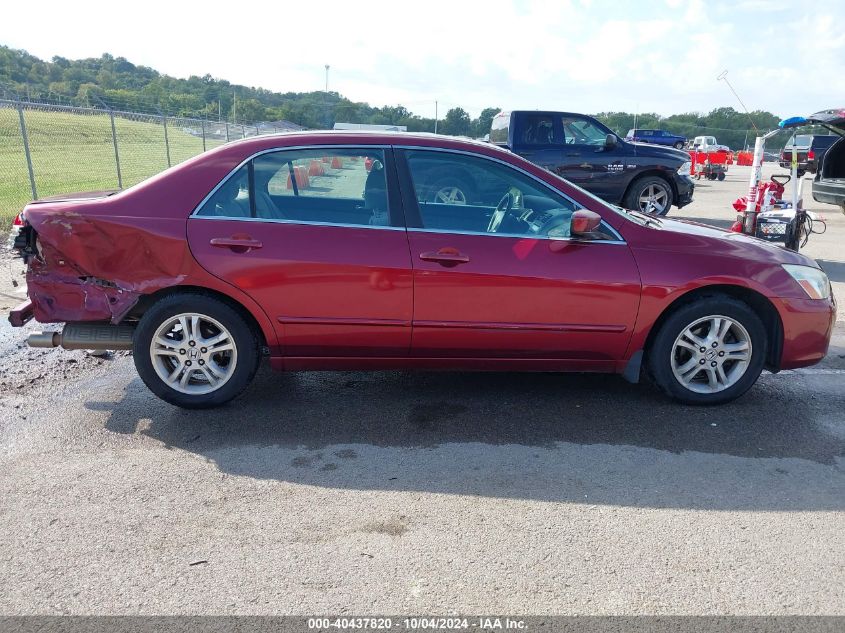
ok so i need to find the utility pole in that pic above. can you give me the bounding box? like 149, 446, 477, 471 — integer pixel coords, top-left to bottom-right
233, 90, 237, 124
323, 65, 331, 129
434, 100, 438, 134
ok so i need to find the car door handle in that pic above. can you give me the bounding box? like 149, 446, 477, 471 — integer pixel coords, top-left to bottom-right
419, 250, 470, 267
209, 237, 263, 251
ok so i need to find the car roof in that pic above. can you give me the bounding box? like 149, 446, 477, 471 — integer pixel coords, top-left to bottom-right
174, 129, 526, 174
224, 129, 501, 152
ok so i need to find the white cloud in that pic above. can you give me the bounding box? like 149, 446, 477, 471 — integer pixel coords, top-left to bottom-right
1, 0, 844, 119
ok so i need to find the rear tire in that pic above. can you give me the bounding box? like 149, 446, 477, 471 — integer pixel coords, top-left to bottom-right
648, 296, 767, 405
673, 141, 684, 149
717, 172, 726, 181
133, 294, 260, 409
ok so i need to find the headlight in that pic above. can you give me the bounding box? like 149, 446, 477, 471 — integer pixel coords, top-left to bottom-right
782, 264, 831, 300
677, 161, 692, 176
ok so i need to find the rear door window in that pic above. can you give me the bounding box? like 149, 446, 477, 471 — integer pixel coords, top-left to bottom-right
196, 148, 392, 228
519, 114, 557, 146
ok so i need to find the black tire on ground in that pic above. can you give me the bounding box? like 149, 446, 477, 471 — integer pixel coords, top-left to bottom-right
673, 141, 685, 149
133, 293, 260, 409
622, 176, 674, 216
717, 172, 726, 181
647, 295, 767, 405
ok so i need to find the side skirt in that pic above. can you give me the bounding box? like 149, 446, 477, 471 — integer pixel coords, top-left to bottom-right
270, 357, 618, 372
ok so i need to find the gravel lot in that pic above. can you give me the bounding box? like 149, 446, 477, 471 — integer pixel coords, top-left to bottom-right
0, 163, 843, 615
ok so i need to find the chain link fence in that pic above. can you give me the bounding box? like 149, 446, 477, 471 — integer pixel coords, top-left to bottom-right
0, 98, 300, 223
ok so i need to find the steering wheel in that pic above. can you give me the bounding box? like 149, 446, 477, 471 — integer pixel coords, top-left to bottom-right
487, 191, 515, 233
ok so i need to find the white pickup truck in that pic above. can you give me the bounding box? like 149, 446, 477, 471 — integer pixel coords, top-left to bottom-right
691, 135, 730, 152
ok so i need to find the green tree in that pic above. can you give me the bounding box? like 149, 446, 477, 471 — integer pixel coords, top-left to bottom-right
235, 98, 266, 123
471, 107, 501, 138
441, 107, 471, 136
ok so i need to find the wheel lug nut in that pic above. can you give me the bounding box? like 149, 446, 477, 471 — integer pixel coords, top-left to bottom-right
711, 361, 717, 367
198, 359, 205, 366
719, 351, 725, 357
179, 349, 186, 355
189, 341, 196, 347
201, 347, 207, 353
186, 360, 192, 366
712, 342, 718, 348
699, 347, 706, 353
699, 359, 705, 365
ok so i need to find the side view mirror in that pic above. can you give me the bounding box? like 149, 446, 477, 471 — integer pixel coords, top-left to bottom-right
571, 209, 602, 237
604, 133, 618, 149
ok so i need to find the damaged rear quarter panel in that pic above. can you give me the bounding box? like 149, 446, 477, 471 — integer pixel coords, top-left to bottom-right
19, 140, 296, 350
26, 206, 192, 323
21, 146, 248, 325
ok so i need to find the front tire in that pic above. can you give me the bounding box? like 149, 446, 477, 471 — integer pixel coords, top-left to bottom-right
133, 294, 260, 408
648, 296, 767, 405
623, 176, 674, 215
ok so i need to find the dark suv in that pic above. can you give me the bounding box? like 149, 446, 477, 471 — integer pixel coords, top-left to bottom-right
797, 109, 845, 214
489, 111, 693, 215
625, 128, 686, 149
779, 134, 838, 176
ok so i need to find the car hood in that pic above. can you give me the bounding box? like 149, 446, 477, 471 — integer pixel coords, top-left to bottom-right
633, 216, 819, 268
628, 142, 689, 163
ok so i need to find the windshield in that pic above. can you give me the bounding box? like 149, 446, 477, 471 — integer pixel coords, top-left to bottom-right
786, 135, 812, 148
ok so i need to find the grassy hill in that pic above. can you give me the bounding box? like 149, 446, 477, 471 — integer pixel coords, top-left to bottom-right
0, 106, 223, 222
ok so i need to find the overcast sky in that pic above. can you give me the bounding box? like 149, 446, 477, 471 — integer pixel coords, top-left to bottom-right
2, 0, 843, 119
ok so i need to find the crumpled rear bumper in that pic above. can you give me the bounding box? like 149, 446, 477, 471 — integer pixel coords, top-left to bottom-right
26, 269, 141, 324
8, 299, 34, 327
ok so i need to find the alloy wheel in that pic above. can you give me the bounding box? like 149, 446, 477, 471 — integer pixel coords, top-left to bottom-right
639, 183, 670, 214
433, 186, 467, 204
149, 312, 238, 395
670, 315, 752, 394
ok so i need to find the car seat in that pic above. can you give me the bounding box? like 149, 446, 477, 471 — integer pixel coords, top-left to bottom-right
363, 161, 389, 225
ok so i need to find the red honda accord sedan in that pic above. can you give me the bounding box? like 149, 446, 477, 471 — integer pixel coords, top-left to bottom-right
8, 131, 836, 408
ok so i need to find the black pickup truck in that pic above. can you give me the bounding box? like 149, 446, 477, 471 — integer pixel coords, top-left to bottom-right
489, 110, 694, 215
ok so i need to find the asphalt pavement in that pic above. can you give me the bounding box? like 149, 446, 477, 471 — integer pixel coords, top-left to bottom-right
0, 163, 843, 615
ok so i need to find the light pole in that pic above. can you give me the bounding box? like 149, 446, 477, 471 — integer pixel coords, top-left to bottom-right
325, 65, 330, 93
